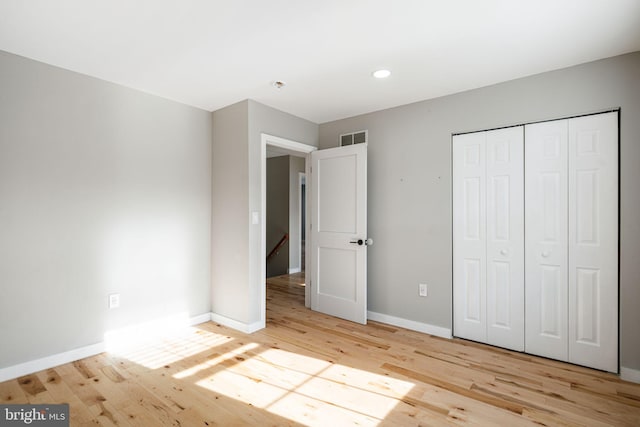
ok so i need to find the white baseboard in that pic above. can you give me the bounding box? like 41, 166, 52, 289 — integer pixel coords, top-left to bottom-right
189, 313, 213, 326
0, 312, 213, 383
0, 342, 106, 383
245, 321, 265, 334
621, 366, 640, 384
210, 313, 265, 334
287, 267, 301, 274
367, 311, 452, 339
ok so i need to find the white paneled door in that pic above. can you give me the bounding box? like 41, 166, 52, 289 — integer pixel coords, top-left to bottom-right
311, 143, 368, 324
453, 127, 524, 351
525, 119, 570, 362
486, 127, 525, 351
525, 112, 618, 372
455, 112, 618, 372
453, 132, 487, 343
568, 112, 618, 372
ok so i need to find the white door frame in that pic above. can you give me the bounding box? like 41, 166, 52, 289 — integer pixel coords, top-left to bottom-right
260, 133, 317, 326
297, 172, 306, 275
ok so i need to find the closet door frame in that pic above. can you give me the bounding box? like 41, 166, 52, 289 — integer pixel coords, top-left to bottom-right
452, 109, 619, 373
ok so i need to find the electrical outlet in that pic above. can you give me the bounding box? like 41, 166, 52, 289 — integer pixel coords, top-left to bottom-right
419, 283, 428, 297
109, 293, 120, 309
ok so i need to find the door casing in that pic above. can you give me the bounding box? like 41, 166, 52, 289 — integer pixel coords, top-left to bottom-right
261, 134, 316, 327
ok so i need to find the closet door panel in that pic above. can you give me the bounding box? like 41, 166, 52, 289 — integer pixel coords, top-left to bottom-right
568, 112, 618, 372
486, 127, 524, 351
453, 132, 487, 343
525, 120, 569, 361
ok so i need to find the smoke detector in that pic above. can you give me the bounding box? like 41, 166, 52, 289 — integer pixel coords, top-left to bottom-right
372, 69, 391, 79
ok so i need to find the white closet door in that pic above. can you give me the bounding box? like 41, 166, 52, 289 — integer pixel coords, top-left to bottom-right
568, 112, 618, 372
486, 127, 524, 351
525, 120, 569, 361
453, 132, 487, 343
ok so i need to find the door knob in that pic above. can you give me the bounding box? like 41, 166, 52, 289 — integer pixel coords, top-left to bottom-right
350, 238, 373, 246
500, 249, 508, 255
542, 251, 550, 258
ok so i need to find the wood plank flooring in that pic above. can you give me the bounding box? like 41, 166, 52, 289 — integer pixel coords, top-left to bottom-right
1, 272, 639, 426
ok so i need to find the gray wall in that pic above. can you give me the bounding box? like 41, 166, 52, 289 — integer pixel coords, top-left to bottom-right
0, 51, 212, 368
211, 99, 318, 326
319, 51, 640, 371
266, 156, 290, 277
211, 100, 250, 323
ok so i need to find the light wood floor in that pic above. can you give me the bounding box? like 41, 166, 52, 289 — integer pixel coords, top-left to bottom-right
1, 272, 639, 426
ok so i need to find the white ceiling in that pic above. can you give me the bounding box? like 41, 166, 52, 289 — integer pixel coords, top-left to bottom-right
1, 1, 639, 124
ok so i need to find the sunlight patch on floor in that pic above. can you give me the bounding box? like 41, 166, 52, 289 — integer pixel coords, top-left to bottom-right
172, 342, 259, 379
195, 346, 414, 426
107, 324, 234, 369
105, 310, 415, 424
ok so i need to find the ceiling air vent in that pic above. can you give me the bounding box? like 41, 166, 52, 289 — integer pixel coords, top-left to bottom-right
339, 130, 368, 146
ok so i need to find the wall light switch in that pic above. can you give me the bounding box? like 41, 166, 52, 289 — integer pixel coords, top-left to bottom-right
109, 293, 120, 309
419, 283, 428, 297
252, 211, 260, 225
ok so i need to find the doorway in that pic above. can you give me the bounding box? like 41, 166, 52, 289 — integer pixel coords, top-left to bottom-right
260, 134, 317, 327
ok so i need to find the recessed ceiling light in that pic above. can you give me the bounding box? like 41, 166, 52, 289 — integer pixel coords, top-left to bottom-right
272, 80, 286, 89
372, 69, 391, 79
